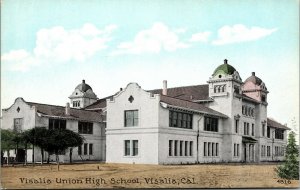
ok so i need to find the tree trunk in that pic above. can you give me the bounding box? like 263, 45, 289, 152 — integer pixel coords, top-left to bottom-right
56, 154, 60, 171
32, 144, 35, 166
69, 148, 73, 164
7, 150, 10, 165
16, 142, 19, 164
24, 143, 27, 165
47, 153, 50, 164
41, 148, 44, 165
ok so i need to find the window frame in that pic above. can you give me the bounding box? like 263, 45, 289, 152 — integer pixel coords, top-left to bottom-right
124, 110, 139, 127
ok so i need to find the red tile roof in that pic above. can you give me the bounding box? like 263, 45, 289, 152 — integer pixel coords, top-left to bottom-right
84, 97, 109, 110
27, 102, 103, 122
160, 95, 227, 118
267, 118, 290, 130
148, 84, 210, 101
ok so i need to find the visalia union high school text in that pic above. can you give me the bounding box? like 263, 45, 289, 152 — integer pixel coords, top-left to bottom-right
2, 59, 290, 164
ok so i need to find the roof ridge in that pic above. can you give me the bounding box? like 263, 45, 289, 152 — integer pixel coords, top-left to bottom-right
148, 84, 208, 91
27, 101, 99, 113
160, 94, 206, 105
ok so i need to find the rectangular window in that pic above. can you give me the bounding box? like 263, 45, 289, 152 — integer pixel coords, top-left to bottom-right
169, 140, 173, 156
124, 140, 130, 156
89, 144, 93, 155
267, 126, 270, 138
185, 141, 188, 156
268, 146, 270, 157
204, 142, 207, 156
237, 144, 239, 156
262, 124, 265, 137
83, 143, 88, 155
124, 110, 139, 127
204, 116, 218, 132
244, 122, 247, 135
78, 122, 93, 134
234, 144, 236, 157
247, 123, 249, 135
169, 110, 193, 129
275, 129, 284, 140
78, 146, 82, 155
132, 140, 138, 156
212, 143, 215, 156
179, 141, 183, 156
235, 120, 239, 133
189, 141, 193, 156
252, 124, 254, 136
14, 118, 23, 132
208, 142, 211, 156
174, 140, 178, 156
49, 119, 66, 130
216, 143, 219, 156
73, 101, 80, 107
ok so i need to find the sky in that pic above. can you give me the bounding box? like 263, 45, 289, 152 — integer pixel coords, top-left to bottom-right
1, 0, 299, 134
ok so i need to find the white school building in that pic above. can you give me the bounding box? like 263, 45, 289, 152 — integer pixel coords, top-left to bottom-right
1, 59, 289, 164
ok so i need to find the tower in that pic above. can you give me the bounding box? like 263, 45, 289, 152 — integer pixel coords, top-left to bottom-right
207, 59, 243, 161
69, 80, 98, 108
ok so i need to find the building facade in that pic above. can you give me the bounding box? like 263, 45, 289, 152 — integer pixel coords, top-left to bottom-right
1, 59, 289, 164
1, 83, 106, 163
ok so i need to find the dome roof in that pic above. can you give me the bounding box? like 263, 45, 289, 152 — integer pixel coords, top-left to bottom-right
244, 72, 263, 86
213, 59, 236, 76
75, 80, 93, 92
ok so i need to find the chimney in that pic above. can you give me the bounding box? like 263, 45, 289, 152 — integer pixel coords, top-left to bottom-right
162, 80, 167, 95
82, 79, 85, 84
224, 59, 228, 64
252, 72, 255, 76
65, 103, 70, 115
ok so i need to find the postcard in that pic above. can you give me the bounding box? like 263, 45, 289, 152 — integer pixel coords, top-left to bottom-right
1, 0, 299, 189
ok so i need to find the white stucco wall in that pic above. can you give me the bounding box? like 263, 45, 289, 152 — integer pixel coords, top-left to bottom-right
106, 83, 160, 164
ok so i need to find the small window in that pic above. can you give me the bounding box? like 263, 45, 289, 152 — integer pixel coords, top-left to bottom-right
78, 122, 93, 134
262, 95, 266, 102
185, 141, 188, 156
204, 116, 218, 132
169, 140, 173, 156
125, 110, 139, 127
78, 146, 82, 155
124, 140, 130, 156
174, 140, 178, 156
189, 141, 193, 156
83, 143, 88, 155
132, 140, 138, 156
14, 118, 23, 132
89, 144, 93, 155
235, 119, 239, 133
204, 142, 207, 156
73, 101, 80, 107
49, 119, 66, 130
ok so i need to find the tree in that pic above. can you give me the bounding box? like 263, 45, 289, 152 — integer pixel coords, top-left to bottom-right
45, 129, 84, 168
1, 129, 16, 165
276, 132, 299, 179
23, 127, 50, 164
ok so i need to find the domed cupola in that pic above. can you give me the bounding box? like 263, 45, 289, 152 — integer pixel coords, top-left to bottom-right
244, 72, 267, 90
212, 59, 237, 78
69, 80, 98, 108
75, 80, 93, 92
242, 72, 268, 103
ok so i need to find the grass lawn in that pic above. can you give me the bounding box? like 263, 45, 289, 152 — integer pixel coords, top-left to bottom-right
1, 163, 299, 189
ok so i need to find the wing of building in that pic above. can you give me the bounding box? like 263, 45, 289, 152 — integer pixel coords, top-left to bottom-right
1, 59, 290, 164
